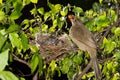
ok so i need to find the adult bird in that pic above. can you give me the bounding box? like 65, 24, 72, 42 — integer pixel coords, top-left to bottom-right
68, 14, 102, 80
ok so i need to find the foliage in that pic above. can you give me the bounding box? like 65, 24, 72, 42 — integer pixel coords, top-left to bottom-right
0, 0, 120, 80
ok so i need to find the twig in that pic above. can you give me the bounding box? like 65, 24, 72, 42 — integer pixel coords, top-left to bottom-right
76, 60, 93, 80
10, 53, 31, 68
33, 70, 38, 80
99, 57, 114, 64
44, 49, 79, 64
76, 57, 114, 79
97, 2, 120, 46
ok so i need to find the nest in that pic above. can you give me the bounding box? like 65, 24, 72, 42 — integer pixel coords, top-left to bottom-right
34, 32, 76, 63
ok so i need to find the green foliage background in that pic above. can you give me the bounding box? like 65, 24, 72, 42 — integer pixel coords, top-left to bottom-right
0, 0, 120, 80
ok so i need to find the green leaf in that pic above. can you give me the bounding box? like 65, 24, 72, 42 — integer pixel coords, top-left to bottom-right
0, 49, 9, 71
30, 8, 37, 15
42, 24, 48, 32
30, 0, 38, 3
50, 60, 56, 72
60, 7, 68, 16
47, 1, 54, 10
29, 45, 38, 53
86, 72, 94, 78
23, 0, 30, 6
61, 58, 72, 74
10, 11, 22, 20
0, 0, 2, 4
103, 37, 115, 53
44, 12, 50, 21
73, 7, 83, 13
114, 51, 120, 60
54, 4, 61, 11
9, 32, 22, 49
73, 54, 83, 64
114, 28, 120, 36
38, 55, 43, 75
20, 32, 28, 52
0, 33, 7, 50
0, 11, 5, 21
30, 54, 39, 73
13, 1, 23, 12
107, 62, 113, 71
6, 24, 20, 33
99, 0, 103, 3
37, 7, 44, 15
49, 19, 57, 33
0, 71, 18, 80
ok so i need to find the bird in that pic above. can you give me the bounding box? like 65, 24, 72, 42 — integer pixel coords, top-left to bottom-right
68, 14, 102, 80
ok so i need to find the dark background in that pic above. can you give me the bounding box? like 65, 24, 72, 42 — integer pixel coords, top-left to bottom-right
16, 0, 99, 24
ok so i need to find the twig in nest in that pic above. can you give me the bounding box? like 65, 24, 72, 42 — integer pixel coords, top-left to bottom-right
10, 53, 31, 68
44, 49, 78, 64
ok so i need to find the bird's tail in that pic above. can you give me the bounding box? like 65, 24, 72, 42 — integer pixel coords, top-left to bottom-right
89, 48, 102, 80
92, 56, 102, 80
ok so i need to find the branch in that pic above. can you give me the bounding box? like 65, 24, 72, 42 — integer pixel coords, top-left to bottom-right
44, 49, 79, 64
76, 57, 114, 79
97, 2, 120, 46
76, 60, 93, 80
10, 53, 31, 68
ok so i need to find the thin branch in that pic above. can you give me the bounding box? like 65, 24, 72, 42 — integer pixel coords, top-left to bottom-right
10, 53, 31, 68
76, 57, 114, 79
97, 2, 120, 46
44, 49, 79, 64
76, 60, 93, 80
33, 70, 38, 80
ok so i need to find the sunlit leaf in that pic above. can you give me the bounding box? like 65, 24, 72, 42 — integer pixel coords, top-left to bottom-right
38, 55, 43, 75
103, 37, 115, 53
99, 0, 103, 3
23, 0, 30, 6
114, 28, 120, 36
6, 24, 20, 33
86, 72, 94, 78
20, 32, 28, 52
55, 4, 61, 11
0, 0, 2, 4
50, 60, 57, 72
29, 45, 38, 53
44, 12, 50, 21
114, 51, 120, 60
73, 54, 83, 64
30, 54, 39, 73
0, 33, 7, 50
37, 7, 44, 15
0, 49, 9, 71
30, 0, 38, 3
47, 1, 54, 10
30, 8, 37, 15
107, 62, 113, 71
0, 11, 5, 21
0, 71, 18, 80
42, 24, 48, 32
60, 7, 68, 16
61, 58, 72, 74
9, 32, 22, 49
13, 1, 23, 12
10, 11, 22, 20
73, 7, 83, 13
